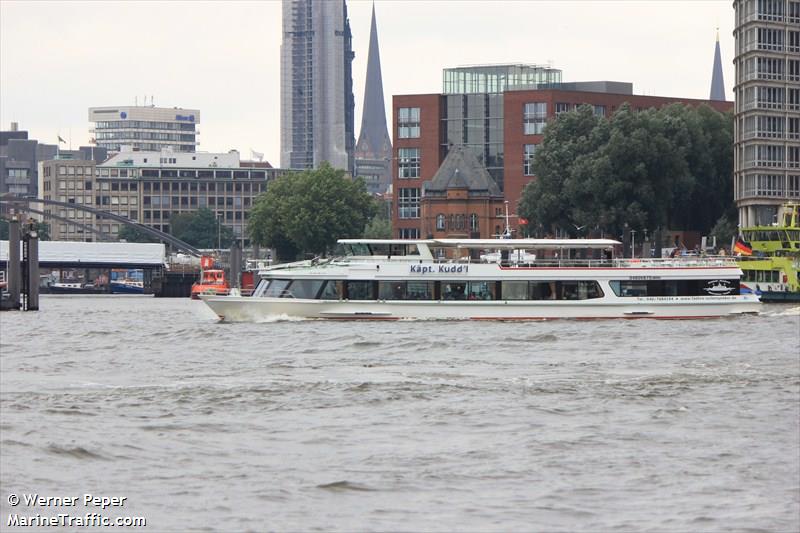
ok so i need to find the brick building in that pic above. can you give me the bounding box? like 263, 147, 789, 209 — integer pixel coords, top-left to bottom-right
391, 65, 733, 239
421, 146, 505, 239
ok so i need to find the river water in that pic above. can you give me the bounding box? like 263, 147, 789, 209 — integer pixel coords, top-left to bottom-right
1, 296, 798, 532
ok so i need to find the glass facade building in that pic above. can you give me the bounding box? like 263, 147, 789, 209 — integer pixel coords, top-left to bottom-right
442, 64, 562, 94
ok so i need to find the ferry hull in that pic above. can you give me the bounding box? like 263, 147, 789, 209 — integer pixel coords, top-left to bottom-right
201, 295, 761, 321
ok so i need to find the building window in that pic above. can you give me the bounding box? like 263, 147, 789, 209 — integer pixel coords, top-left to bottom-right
470, 213, 479, 232
757, 0, 785, 21
398, 107, 420, 138
398, 148, 421, 178
398, 188, 420, 219
523, 102, 547, 134
524, 144, 537, 176
787, 174, 800, 197
593, 105, 606, 117
555, 103, 571, 116
398, 228, 420, 239
436, 214, 445, 231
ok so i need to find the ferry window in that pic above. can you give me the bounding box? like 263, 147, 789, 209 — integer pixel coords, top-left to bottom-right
318, 280, 342, 300
253, 279, 270, 297
369, 244, 390, 256
502, 281, 528, 300
529, 281, 556, 300
287, 280, 325, 299
578, 281, 604, 299
379, 282, 407, 300
609, 281, 647, 297
264, 279, 291, 298
442, 282, 467, 300
346, 281, 374, 300
407, 281, 434, 300
467, 281, 495, 300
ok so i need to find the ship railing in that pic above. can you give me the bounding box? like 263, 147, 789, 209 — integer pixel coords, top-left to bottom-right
332, 255, 740, 268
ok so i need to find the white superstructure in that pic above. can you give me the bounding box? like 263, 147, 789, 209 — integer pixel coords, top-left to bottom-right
201, 239, 761, 321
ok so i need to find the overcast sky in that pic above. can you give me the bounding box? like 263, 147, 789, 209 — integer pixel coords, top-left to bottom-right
1, 0, 735, 165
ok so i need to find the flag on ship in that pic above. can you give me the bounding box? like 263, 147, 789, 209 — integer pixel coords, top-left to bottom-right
733, 236, 753, 256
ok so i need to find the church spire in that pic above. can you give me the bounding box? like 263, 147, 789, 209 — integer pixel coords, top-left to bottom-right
710, 28, 726, 101
355, 2, 391, 159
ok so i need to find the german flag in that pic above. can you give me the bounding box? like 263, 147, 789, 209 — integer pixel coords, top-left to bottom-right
733, 236, 753, 256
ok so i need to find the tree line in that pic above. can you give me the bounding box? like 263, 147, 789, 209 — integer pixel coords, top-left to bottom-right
518, 103, 736, 241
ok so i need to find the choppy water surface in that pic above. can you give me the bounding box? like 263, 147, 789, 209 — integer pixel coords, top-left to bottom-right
1, 296, 798, 532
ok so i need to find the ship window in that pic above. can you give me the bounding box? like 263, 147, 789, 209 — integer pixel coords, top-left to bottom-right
318, 280, 342, 300
502, 281, 528, 300
610, 279, 739, 296
529, 281, 556, 300
346, 281, 375, 300
379, 282, 407, 300
264, 279, 291, 298
287, 279, 325, 299
466, 281, 495, 300
407, 281, 434, 300
253, 279, 270, 297
441, 282, 467, 300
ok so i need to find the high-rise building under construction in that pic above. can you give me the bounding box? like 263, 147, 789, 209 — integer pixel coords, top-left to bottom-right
280, 0, 355, 173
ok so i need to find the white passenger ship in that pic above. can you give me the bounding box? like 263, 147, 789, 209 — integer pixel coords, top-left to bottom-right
200, 239, 761, 321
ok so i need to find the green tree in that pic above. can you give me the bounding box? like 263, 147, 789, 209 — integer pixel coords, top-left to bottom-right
170, 207, 234, 249
248, 162, 376, 260
118, 224, 160, 243
518, 103, 734, 238
362, 214, 392, 239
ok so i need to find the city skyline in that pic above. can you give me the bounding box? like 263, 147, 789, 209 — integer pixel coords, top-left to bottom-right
1, 0, 736, 166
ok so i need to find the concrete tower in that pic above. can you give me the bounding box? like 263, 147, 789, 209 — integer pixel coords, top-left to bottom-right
280, 0, 355, 173
709, 29, 726, 101
354, 3, 393, 194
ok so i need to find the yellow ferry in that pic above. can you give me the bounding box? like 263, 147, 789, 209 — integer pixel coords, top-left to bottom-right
737, 203, 800, 302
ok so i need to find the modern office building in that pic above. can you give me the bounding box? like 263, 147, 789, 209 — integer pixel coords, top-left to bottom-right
732, 0, 800, 227
280, 0, 355, 173
38, 151, 290, 244
1, 122, 105, 198
392, 64, 733, 239
88, 105, 200, 154
353, 4, 392, 195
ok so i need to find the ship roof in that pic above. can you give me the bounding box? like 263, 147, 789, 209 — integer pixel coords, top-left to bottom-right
338, 238, 621, 249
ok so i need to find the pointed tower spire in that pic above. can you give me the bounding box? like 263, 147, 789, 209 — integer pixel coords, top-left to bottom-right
355, 3, 391, 161
710, 28, 726, 101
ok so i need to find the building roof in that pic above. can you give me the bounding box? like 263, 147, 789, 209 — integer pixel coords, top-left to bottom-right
354, 4, 392, 159
99, 150, 240, 168
710, 31, 726, 101
1, 241, 166, 267
424, 146, 502, 196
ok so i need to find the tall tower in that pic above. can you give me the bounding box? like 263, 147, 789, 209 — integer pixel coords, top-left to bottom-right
710, 29, 726, 101
732, 0, 800, 227
354, 3, 393, 195
280, 0, 355, 173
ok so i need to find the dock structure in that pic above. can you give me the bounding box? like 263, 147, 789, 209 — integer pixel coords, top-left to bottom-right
1, 216, 40, 311
1, 241, 166, 301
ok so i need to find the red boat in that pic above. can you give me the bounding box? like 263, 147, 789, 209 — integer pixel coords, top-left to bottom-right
190, 256, 230, 299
